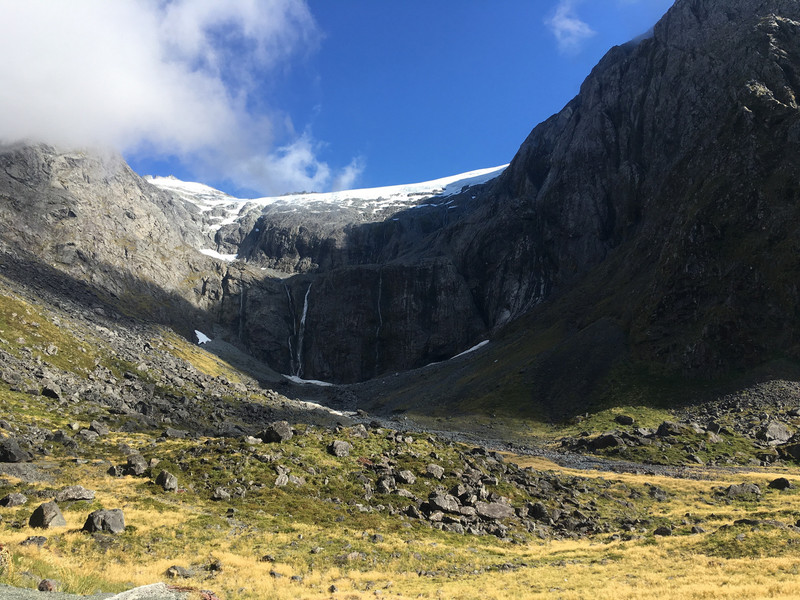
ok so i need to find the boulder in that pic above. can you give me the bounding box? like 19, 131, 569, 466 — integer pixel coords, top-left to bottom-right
656, 422, 688, 437
529, 502, 553, 522
0, 438, 32, 463
428, 492, 460, 514
124, 454, 148, 476
768, 477, 793, 491
475, 501, 515, 520
757, 422, 792, 444
426, 464, 445, 479
29, 501, 67, 529
155, 470, 178, 492
55, 485, 95, 502
348, 424, 369, 439
724, 483, 762, 498
397, 470, 416, 485
615, 415, 635, 426
82, 509, 125, 534
590, 434, 625, 450
211, 487, 231, 501
0, 492, 27, 507
77, 429, 99, 443
778, 444, 800, 461
162, 428, 187, 439
89, 420, 110, 436
327, 440, 351, 457
40, 384, 61, 399
20, 536, 47, 547
258, 421, 293, 443
377, 476, 396, 494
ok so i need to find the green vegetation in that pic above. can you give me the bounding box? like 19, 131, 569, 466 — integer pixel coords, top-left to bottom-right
0, 291, 98, 375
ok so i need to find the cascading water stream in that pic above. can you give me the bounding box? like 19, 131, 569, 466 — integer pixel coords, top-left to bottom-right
375, 270, 383, 375
284, 285, 297, 375
295, 283, 312, 378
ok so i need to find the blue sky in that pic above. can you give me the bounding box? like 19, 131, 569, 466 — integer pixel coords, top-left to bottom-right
0, 0, 675, 197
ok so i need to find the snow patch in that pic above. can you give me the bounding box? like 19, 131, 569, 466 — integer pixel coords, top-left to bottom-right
283, 375, 334, 387
452, 340, 489, 359
199, 248, 237, 262
194, 330, 211, 345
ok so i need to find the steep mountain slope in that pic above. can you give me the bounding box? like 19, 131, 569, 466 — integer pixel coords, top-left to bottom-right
352, 0, 800, 418
2, 0, 800, 417
0, 143, 229, 336
207, 0, 800, 390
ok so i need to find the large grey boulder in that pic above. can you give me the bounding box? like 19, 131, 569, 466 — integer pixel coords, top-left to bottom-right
475, 501, 515, 520
397, 470, 416, 485
428, 492, 460, 514
758, 422, 792, 444
55, 485, 95, 502
124, 454, 148, 476
0, 438, 32, 463
0, 493, 27, 507
29, 501, 67, 529
155, 470, 178, 492
425, 464, 445, 479
327, 440, 351, 457
258, 421, 293, 443
82, 509, 125, 534
724, 483, 762, 498
89, 420, 110, 436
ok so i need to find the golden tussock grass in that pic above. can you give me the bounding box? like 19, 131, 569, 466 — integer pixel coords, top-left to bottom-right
3, 423, 800, 598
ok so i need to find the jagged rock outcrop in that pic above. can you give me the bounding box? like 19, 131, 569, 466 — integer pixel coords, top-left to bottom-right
429, 0, 800, 374
0, 143, 225, 334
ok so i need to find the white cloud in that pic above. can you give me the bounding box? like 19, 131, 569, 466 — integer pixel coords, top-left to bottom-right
0, 0, 358, 195
331, 158, 366, 193
546, 0, 597, 54
225, 134, 331, 195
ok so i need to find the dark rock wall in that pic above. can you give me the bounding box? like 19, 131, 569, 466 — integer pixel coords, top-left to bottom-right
4, 0, 800, 389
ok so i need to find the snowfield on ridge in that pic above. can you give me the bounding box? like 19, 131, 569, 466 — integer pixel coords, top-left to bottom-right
145, 164, 507, 239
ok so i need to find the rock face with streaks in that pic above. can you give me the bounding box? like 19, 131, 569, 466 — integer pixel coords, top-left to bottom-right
3, 0, 800, 399
214, 0, 800, 384
0, 143, 225, 336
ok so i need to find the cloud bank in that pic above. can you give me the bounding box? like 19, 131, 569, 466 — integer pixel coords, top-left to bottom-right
0, 0, 357, 195
546, 0, 597, 54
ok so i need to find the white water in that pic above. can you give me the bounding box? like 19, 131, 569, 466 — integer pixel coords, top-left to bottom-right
295, 283, 312, 377
284, 285, 296, 375
375, 270, 383, 373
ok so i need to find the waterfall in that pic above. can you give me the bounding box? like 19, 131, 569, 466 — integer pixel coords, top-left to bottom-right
375, 270, 383, 374
284, 285, 297, 375
295, 283, 312, 377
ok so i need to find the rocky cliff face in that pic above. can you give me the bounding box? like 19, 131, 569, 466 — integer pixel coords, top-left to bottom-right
0, 143, 229, 335
2, 0, 800, 399
226, 0, 800, 383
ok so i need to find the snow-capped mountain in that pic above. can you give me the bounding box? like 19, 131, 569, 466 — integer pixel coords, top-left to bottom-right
148, 165, 506, 224
145, 165, 506, 262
